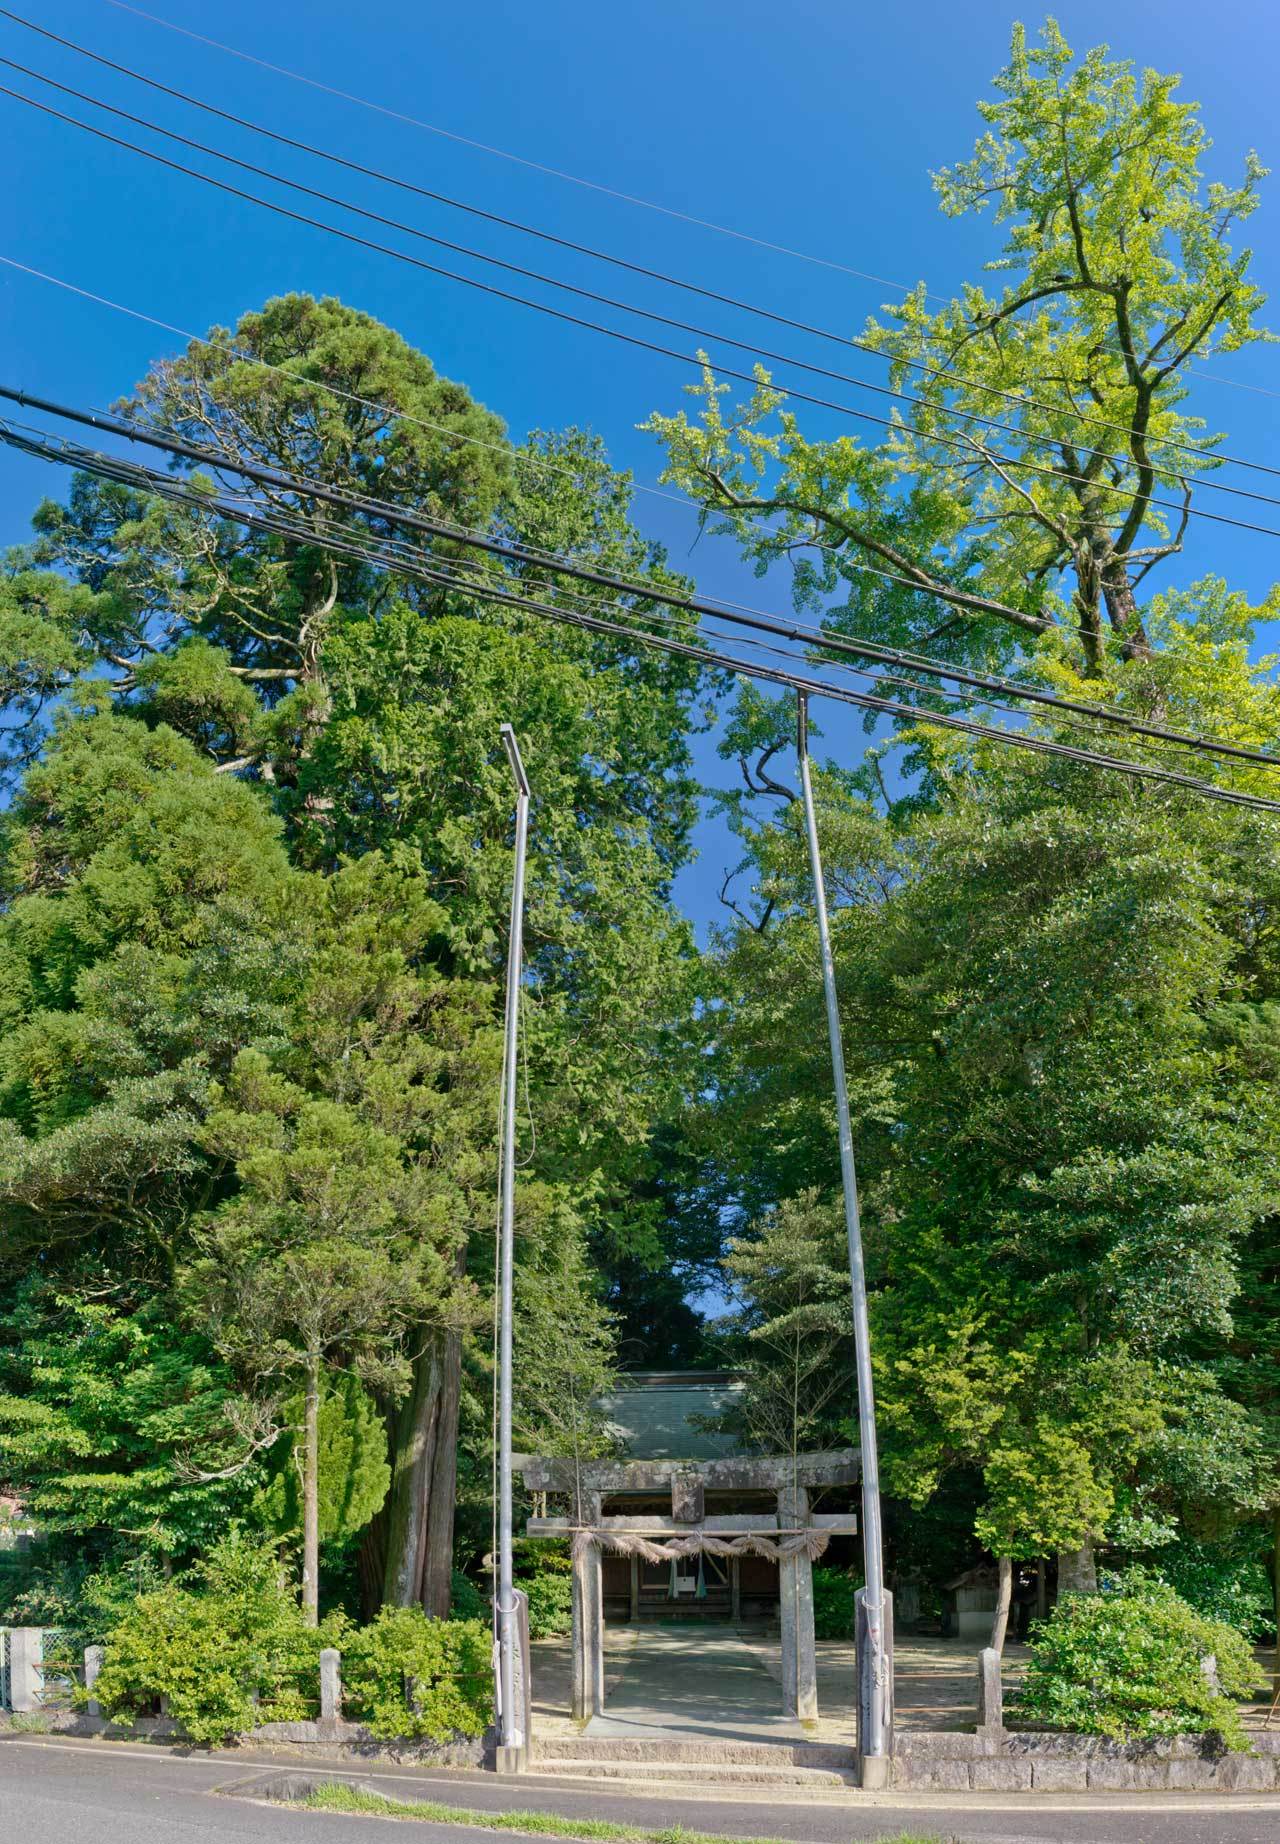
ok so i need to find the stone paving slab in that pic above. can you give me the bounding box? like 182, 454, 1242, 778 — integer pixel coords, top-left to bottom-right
582, 1622, 806, 1742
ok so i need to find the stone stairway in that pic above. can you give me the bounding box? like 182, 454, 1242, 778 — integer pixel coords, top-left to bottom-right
528, 1733, 860, 1787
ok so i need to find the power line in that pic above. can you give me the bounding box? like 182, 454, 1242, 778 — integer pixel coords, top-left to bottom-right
0, 251, 1147, 662
10, 376, 1280, 772
6, 8, 1276, 488
8, 410, 1277, 813
8, 79, 1280, 553
349, 537, 1280, 783
3, 250, 1245, 707
96, 0, 954, 303
12, 414, 1280, 818
0, 251, 1216, 696
94, 0, 1279, 411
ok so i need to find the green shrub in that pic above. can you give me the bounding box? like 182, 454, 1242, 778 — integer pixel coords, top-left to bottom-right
1012, 1569, 1263, 1746
450, 1568, 489, 1623
522, 1571, 573, 1639
89, 1534, 341, 1744
339, 1606, 492, 1742
812, 1567, 859, 1641
1147, 1536, 1275, 1641
516, 1540, 573, 1639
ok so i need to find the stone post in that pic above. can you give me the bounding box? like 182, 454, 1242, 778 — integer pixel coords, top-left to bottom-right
777, 1487, 817, 1722
855, 1586, 894, 1783
494, 1590, 533, 1772
976, 1645, 1003, 1733
570, 1492, 603, 1721
319, 1647, 341, 1725
83, 1644, 104, 1718
9, 1627, 42, 1713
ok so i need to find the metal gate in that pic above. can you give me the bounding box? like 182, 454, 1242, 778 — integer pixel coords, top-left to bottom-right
1, 1628, 10, 1710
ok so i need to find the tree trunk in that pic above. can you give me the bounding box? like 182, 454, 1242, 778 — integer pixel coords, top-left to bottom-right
1102, 569, 1153, 661
375, 1324, 463, 1618
990, 1555, 1013, 1655
1057, 1541, 1098, 1595
301, 1350, 321, 1625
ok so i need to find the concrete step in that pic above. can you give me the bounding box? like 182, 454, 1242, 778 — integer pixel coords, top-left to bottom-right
527, 1757, 858, 1787
532, 1734, 857, 1770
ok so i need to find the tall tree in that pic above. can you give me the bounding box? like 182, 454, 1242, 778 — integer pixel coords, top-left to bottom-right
11, 295, 709, 1612
687, 602, 1280, 1594
646, 22, 1270, 676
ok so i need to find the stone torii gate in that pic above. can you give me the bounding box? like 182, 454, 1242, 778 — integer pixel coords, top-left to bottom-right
517, 1449, 860, 1724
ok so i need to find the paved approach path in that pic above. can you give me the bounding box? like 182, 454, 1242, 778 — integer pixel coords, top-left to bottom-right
534, 1626, 1030, 1743
5, 1731, 1280, 1844
584, 1622, 805, 1743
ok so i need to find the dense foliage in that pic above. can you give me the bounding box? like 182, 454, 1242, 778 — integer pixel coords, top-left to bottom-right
0, 296, 708, 1623
1012, 1573, 1262, 1744
516, 1542, 575, 1639
811, 1567, 859, 1641
86, 1536, 490, 1744
2, 23, 1279, 1735
338, 1606, 491, 1741
88, 1536, 339, 1743
656, 22, 1280, 1624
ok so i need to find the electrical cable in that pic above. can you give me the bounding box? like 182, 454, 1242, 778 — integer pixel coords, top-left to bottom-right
6, 78, 1280, 549
5, 9, 1276, 489
5, 410, 1279, 813
0, 250, 1138, 667
7, 375, 1279, 772
94, 0, 958, 303
354, 536, 1276, 782
92, 0, 1280, 410
2, 250, 1236, 701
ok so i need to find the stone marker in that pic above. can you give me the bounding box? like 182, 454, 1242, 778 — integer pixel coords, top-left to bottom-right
319, 1647, 341, 1723
84, 1644, 104, 1718
976, 1645, 1003, 1732
9, 1627, 43, 1713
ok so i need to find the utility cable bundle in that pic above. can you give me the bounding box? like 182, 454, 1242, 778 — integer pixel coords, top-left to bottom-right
3, 386, 1279, 814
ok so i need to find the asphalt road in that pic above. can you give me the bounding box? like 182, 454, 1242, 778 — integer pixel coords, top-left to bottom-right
4, 1733, 1280, 1844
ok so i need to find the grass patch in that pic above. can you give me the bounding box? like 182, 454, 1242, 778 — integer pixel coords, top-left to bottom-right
292, 1782, 948, 1844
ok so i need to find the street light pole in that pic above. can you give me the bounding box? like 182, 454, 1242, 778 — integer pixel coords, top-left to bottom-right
795, 692, 891, 1785
497, 722, 530, 1757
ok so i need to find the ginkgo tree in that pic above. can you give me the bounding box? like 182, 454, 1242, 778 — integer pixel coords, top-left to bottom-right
646, 20, 1271, 677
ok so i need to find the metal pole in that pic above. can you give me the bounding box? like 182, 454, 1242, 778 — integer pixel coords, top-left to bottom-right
795, 692, 890, 1779
497, 722, 530, 1754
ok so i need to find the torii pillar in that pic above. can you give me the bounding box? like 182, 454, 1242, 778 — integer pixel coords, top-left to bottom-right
778, 1486, 818, 1721
570, 1491, 604, 1721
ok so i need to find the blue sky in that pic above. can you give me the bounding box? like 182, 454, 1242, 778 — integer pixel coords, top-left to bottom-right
4, 0, 1280, 934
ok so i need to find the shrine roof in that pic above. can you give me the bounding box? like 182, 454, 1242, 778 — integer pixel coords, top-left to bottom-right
595, 1370, 745, 1461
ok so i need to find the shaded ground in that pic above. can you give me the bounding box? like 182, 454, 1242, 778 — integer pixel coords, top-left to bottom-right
1243, 1651, 1280, 1733
584, 1623, 806, 1743
533, 1624, 1280, 1743
532, 1626, 1030, 1740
